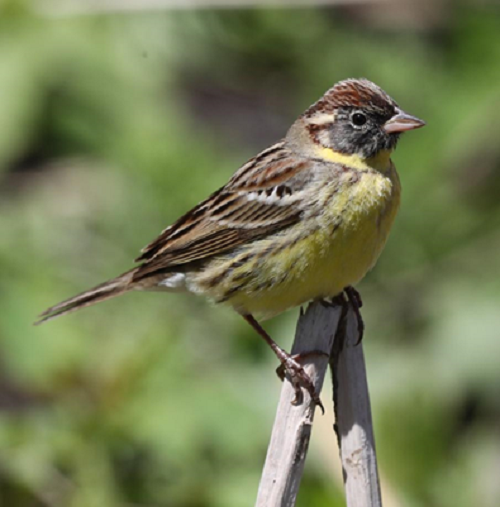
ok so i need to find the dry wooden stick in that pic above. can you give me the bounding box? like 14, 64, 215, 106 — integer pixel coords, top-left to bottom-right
255, 301, 342, 507
331, 305, 382, 507
256, 299, 382, 507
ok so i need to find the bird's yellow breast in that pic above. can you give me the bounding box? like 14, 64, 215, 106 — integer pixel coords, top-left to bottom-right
195, 158, 401, 319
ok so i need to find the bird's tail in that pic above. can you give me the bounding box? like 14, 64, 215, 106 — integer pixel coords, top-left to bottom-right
35, 268, 137, 325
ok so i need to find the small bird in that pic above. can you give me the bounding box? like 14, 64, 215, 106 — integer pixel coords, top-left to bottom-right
37, 78, 424, 407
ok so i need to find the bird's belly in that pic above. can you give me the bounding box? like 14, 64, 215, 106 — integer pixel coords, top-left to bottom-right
236, 221, 393, 317
192, 170, 400, 319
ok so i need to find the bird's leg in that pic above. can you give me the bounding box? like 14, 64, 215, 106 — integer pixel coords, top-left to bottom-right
242, 314, 325, 413
275, 350, 329, 385
344, 286, 364, 344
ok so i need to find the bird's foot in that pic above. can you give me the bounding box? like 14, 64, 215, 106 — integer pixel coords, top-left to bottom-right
275, 350, 328, 414
242, 314, 327, 413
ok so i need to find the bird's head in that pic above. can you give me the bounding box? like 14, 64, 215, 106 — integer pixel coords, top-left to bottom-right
287, 78, 425, 164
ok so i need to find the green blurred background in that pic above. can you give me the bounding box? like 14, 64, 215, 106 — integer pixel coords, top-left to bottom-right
1, 0, 500, 505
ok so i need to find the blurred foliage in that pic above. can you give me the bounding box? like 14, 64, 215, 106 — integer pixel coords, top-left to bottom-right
1, 1, 500, 506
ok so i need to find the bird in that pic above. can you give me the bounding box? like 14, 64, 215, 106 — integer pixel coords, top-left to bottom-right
37, 78, 425, 409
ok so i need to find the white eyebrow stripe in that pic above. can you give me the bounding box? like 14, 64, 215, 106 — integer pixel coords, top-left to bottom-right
307, 113, 336, 125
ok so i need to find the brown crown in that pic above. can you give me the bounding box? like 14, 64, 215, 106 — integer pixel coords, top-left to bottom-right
303, 78, 399, 117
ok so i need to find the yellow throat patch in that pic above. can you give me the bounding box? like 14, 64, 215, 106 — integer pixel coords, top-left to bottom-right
315, 146, 393, 172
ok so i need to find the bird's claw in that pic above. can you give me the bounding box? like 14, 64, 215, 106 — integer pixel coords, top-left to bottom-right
275, 350, 328, 414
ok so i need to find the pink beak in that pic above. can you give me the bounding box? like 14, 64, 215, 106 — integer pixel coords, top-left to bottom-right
383, 109, 425, 134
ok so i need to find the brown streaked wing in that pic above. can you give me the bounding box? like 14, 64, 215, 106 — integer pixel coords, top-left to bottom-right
133, 142, 308, 276
133, 208, 299, 279
135, 187, 223, 262
137, 141, 289, 262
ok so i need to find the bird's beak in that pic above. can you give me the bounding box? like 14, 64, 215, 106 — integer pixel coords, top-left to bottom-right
383, 109, 426, 134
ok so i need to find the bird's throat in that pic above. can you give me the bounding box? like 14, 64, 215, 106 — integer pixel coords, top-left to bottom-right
315, 147, 393, 173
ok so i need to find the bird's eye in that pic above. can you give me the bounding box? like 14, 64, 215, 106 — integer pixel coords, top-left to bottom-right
351, 112, 367, 127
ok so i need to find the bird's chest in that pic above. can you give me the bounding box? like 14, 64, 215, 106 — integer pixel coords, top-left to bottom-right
311, 167, 400, 289
334, 168, 399, 236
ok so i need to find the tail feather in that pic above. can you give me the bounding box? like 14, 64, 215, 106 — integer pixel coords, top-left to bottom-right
35, 269, 137, 325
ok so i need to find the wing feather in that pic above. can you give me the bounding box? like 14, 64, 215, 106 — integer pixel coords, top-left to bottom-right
134, 142, 310, 277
